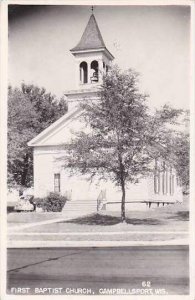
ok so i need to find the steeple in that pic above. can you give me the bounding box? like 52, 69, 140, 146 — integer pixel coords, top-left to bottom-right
70, 12, 114, 88
71, 14, 106, 52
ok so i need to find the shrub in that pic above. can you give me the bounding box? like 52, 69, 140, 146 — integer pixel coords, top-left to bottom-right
34, 192, 67, 212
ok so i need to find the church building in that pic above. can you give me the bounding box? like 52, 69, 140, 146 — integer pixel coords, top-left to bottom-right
28, 12, 182, 211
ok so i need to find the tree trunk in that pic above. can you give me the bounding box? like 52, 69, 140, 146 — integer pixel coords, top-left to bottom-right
116, 133, 126, 223
21, 153, 29, 186
121, 180, 126, 223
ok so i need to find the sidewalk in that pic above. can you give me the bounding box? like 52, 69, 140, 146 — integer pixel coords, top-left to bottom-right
7, 199, 189, 247
7, 238, 188, 248
8, 230, 188, 247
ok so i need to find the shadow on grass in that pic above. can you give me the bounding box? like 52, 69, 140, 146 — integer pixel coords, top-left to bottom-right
167, 211, 189, 221
61, 213, 162, 226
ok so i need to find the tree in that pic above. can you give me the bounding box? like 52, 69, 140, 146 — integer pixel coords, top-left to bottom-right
62, 66, 183, 222
173, 131, 189, 191
172, 111, 190, 191
8, 84, 68, 188
152, 109, 190, 192
161, 129, 189, 192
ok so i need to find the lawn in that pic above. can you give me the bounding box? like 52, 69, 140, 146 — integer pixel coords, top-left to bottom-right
17, 197, 189, 234
7, 211, 62, 227
8, 197, 189, 242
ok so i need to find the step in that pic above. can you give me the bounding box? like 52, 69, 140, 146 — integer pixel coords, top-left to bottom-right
63, 207, 97, 212
65, 203, 97, 207
65, 202, 97, 205
66, 201, 97, 204
64, 207, 97, 209
63, 201, 99, 212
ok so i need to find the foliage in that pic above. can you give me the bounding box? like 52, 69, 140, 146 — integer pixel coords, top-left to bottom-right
8, 84, 68, 188
34, 192, 67, 212
163, 130, 189, 192
61, 66, 183, 222
154, 110, 190, 191
174, 132, 189, 191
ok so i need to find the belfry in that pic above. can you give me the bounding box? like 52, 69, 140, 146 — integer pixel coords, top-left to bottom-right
65, 11, 114, 109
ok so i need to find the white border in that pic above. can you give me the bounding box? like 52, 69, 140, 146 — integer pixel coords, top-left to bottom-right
0, 1, 194, 300
0, 1, 8, 299
189, 0, 195, 298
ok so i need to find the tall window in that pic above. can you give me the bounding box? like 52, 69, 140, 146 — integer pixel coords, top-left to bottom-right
162, 162, 168, 195
154, 159, 160, 194
170, 174, 175, 195
169, 167, 175, 195
54, 173, 60, 193
80, 61, 88, 84
171, 175, 175, 195
166, 169, 169, 194
154, 172, 160, 194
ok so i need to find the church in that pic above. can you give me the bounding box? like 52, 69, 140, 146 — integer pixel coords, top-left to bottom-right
28, 11, 183, 211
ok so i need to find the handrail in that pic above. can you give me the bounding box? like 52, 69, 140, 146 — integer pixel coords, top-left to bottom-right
97, 189, 107, 211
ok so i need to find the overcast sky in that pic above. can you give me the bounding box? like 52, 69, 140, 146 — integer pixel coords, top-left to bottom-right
8, 5, 190, 109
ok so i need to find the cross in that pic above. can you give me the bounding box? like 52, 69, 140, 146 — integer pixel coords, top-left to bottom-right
91, 6, 94, 13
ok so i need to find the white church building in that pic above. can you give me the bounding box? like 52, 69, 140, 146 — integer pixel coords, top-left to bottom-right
28, 12, 183, 211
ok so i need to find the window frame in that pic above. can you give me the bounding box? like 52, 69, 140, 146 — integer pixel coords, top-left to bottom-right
54, 173, 61, 193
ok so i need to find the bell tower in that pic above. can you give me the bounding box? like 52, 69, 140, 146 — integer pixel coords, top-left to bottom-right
65, 10, 114, 110
70, 10, 114, 90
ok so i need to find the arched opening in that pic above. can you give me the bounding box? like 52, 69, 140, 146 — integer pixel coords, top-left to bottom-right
90, 60, 99, 83
80, 61, 88, 84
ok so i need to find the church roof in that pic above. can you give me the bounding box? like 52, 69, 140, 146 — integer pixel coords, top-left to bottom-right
28, 107, 83, 147
70, 13, 107, 52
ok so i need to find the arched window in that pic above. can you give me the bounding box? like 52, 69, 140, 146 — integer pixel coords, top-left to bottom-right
90, 60, 99, 83
80, 61, 88, 84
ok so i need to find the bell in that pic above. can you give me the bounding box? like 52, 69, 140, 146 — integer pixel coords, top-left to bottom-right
91, 71, 98, 82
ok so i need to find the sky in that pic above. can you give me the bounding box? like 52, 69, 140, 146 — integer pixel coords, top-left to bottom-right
8, 5, 191, 109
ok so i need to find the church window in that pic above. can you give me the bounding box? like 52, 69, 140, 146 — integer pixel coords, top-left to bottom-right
80, 61, 88, 84
54, 173, 60, 193
90, 60, 99, 83
165, 170, 169, 194
169, 168, 174, 195
154, 172, 160, 194
170, 174, 175, 195
162, 162, 168, 195
172, 175, 175, 195
154, 159, 160, 194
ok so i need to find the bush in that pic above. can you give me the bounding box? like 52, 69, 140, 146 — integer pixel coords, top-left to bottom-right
34, 192, 67, 212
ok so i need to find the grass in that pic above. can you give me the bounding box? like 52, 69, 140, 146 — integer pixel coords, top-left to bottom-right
8, 196, 189, 236
20, 202, 189, 234
63, 213, 163, 226
7, 211, 62, 226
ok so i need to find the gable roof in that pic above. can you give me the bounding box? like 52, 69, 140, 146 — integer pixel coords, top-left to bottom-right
28, 107, 83, 147
70, 14, 106, 52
